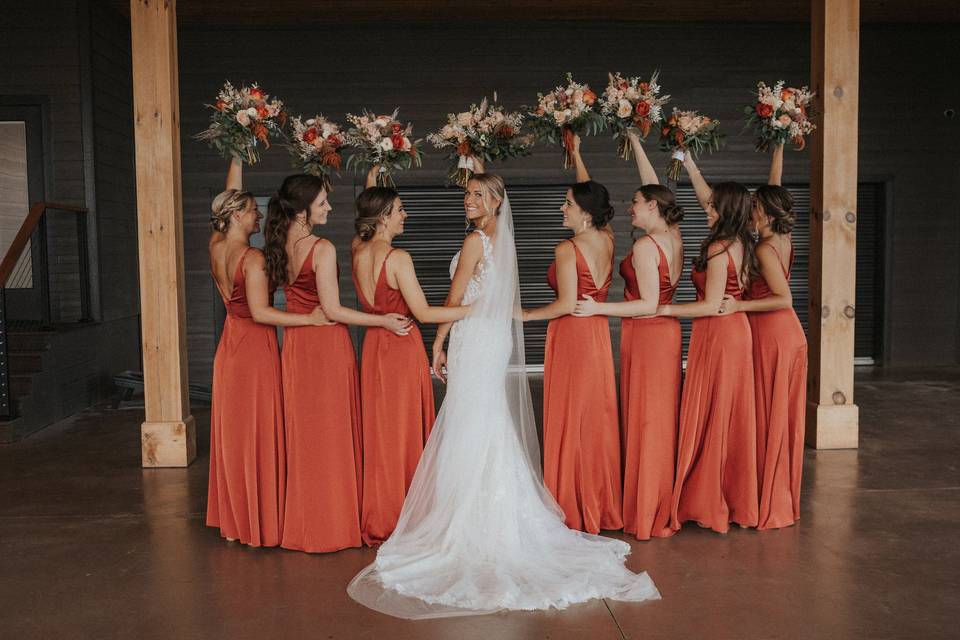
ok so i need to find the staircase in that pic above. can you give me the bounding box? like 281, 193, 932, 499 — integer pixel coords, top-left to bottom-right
0, 326, 56, 442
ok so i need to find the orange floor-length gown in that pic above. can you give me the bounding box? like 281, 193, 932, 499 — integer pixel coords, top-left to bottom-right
671, 249, 759, 533
281, 240, 363, 553
543, 240, 623, 534
354, 248, 435, 545
747, 244, 807, 530
207, 247, 286, 547
619, 237, 681, 540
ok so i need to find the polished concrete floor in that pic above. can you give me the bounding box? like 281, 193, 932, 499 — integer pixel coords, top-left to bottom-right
1, 368, 958, 639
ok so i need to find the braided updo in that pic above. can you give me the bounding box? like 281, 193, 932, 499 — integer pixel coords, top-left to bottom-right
210, 189, 255, 233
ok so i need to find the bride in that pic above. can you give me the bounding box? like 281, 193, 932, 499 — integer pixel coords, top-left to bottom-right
347, 167, 660, 619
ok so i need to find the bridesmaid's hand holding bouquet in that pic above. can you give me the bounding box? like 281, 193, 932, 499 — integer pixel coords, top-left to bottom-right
344, 109, 423, 188
744, 80, 816, 152
659, 107, 723, 182
526, 73, 606, 169
196, 81, 286, 165
287, 114, 345, 191
427, 96, 531, 186
600, 71, 670, 161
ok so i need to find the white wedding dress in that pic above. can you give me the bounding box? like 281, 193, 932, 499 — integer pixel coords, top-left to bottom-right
347, 194, 660, 619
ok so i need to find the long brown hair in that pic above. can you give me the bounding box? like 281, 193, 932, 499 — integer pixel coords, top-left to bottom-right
263, 174, 325, 288
693, 181, 757, 284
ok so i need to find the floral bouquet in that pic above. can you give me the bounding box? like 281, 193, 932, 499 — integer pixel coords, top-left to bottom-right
600, 71, 670, 160
743, 80, 816, 152
526, 73, 605, 168
287, 115, 345, 191
426, 96, 532, 186
659, 108, 724, 182
343, 109, 423, 187
195, 81, 286, 165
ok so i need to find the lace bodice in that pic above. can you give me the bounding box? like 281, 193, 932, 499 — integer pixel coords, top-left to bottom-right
449, 230, 493, 305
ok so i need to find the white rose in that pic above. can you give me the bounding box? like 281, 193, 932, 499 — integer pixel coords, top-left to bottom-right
379, 138, 394, 151
236, 111, 250, 126
457, 112, 474, 127
305, 118, 316, 126
617, 99, 633, 118
553, 110, 566, 124
441, 124, 456, 139
246, 107, 258, 118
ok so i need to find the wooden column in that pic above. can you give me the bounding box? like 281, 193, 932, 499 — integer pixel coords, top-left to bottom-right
131, 0, 195, 467
807, 0, 859, 449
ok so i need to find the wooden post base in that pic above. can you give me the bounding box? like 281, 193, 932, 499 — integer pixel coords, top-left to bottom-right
805, 402, 859, 449
141, 416, 197, 468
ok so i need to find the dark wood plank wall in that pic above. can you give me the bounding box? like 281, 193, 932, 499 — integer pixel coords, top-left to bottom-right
0, 1, 141, 427
178, 20, 959, 382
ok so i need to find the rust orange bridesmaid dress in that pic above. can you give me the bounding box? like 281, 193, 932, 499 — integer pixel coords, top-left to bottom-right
281, 239, 363, 553
207, 247, 286, 547
671, 249, 759, 533
619, 238, 681, 540
543, 240, 622, 534
354, 248, 435, 546
747, 244, 807, 530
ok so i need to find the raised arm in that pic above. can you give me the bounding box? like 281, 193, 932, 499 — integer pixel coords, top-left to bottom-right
627, 129, 659, 186
226, 158, 243, 190
682, 153, 712, 212
432, 233, 484, 382
570, 134, 590, 182
522, 241, 578, 322
573, 238, 659, 318
243, 250, 329, 327
768, 143, 784, 186
393, 250, 471, 324
722, 243, 792, 314
659, 243, 728, 318
365, 164, 380, 189
314, 239, 410, 333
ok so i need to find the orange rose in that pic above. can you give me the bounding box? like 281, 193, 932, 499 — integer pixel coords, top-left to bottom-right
322, 150, 342, 169
248, 87, 265, 101
781, 89, 795, 102
303, 127, 318, 144
256, 105, 269, 120
583, 89, 597, 105
326, 134, 341, 148
215, 99, 227, 111
635, 101, 651, 117
756, 103, 774, 118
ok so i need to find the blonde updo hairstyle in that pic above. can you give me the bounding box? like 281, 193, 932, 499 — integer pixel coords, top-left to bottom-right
355, 186, 400, 241
210, 188, 255, 233
468, 173, 506, 216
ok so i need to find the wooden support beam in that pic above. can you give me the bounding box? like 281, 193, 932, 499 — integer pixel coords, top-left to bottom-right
131, 0, 195, 467
807, 0, 859, 449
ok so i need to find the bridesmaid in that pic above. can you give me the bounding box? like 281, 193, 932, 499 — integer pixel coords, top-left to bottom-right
573, 130, 684, 540
523, 135, 622, 534
658, 152, 759, 533
352, 171, 471, 545
720, 144, 807, 530
207, 160, 327, 547
263, 173, 410, 553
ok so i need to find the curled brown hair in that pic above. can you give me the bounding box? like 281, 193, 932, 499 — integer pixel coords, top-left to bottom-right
637, 184, 684, 225
693, 181, 758, 284
263, 174, 325, 288
754, 185, 796, 235
210, 189, 255, 233
355, 187, 399, 241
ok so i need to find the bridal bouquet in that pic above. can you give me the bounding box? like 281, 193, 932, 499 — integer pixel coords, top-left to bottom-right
195, 81, 286, 165
526, 73, 605, 168
659, 108, 724, 182
287, 114, 345, 191
343, 109, 423, 187
744, 80, 816, 152
600, 71, 670, 160
426, 96, 531, 186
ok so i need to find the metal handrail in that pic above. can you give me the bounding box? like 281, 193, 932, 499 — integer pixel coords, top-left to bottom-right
0, 202, 88, 287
